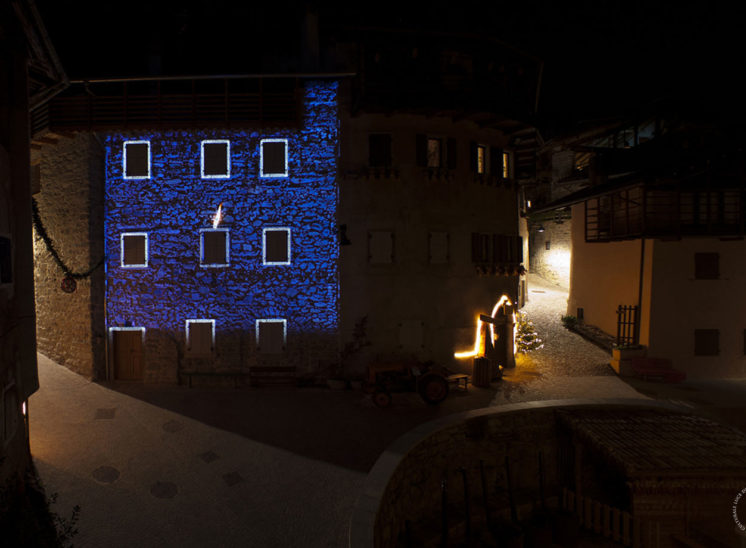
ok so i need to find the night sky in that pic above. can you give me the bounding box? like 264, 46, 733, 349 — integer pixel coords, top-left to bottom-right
35, 1, 746, 128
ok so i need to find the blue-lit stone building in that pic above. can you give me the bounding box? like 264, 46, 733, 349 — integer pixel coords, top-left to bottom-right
33, 78, 340, 382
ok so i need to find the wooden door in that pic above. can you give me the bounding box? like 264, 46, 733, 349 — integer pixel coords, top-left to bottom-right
113, 330, 143, 380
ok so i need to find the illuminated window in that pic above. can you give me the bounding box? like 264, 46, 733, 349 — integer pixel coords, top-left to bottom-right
256, 319, 286, 354
427, 138, 441, 168
120, 233, 148, 268
368, 230, 394, 264
200, 228, 229, 267
694, 329, 719, 356
369, 134, 392, 168
428, 231, 449, 264
476, 145, 486, 174
186, 319, 215, 356
0, 236, 11, 284
694, 252, 719, 279
260, 139, 288, 177
263, 227, 291, 265
503, 151, 510, 179
201, 140, 230, 179
123, 140, 150, 179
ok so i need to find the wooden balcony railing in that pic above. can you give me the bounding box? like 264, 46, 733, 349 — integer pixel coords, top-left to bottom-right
32, 76, 303, 134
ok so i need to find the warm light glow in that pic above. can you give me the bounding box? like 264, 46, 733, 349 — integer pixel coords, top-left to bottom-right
527, 200, 532, 208
22, 401, 26, 416
212, 203, 223, 229
454, 295, 512, 358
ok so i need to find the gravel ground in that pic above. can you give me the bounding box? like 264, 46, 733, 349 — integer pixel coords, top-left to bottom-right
491, 274, 648, 405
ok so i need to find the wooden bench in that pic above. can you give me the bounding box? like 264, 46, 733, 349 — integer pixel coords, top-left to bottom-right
179, 369, 248, 388
248, 366, 297, 387
630, 358, 686, 383
447, 374, 469, 391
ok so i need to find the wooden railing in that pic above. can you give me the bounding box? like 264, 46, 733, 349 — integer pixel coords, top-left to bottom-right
31, 77, 302, 133
563, 488, 660, 548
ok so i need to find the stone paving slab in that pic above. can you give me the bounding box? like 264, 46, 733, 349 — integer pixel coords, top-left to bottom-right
30, 353, 364, 548
491, 275, 649, 406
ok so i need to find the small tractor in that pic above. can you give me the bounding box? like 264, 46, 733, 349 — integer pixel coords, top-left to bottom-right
362, 361, 454, 408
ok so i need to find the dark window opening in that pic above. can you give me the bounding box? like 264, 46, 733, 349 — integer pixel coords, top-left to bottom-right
264, 229, 290, 264
694, 329, 719, 356
124, 142, 149, 178
368, 134, 392, 168
202, 141, 229, 177
261, 140, 287, 176
258, 321, 285, 353
545, 240, 551, 250
0, 236, 11, 283
122, 234, 146, 266
694, 252, 719, 280
187, 321, 214, 356
202, 230, 228, 266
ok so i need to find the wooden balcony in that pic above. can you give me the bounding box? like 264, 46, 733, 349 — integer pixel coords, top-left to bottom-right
31, 76, 303, 135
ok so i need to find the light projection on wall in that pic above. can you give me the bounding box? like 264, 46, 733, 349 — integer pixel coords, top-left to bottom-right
104, 80, 339, 362
120, 232, 148, 268
123, 140, 151, 180
212, 203, 223, 229
260, 138, 289, 178
201, 139, 231, 179
454, 295, 512, 359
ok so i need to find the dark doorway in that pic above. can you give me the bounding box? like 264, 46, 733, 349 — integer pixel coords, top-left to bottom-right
112, 329, 143, 380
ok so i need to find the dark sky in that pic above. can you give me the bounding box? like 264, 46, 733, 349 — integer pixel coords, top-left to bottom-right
35, 1, 746, 125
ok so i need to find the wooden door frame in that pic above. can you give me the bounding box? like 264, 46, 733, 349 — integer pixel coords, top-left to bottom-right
108, 326, 145, 380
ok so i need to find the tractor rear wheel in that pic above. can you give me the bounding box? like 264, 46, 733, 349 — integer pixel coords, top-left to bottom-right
418, 374, 449, 405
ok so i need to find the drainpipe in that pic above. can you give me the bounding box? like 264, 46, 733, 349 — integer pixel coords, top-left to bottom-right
636, 238, 645, 345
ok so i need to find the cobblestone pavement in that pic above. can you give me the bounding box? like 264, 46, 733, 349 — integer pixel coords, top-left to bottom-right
491, 275, 649, 405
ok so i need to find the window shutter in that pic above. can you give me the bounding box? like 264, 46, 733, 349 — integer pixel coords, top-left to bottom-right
416, 134, 427, 167
491, 147, 502, 177
469, 142, 477, 172
517, 236, 523, 263
447, 138, 457, 169
471, 233, 480, 262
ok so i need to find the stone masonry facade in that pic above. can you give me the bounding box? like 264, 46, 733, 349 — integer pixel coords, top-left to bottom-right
33, 132, 106, 379
104, 80, 339, 382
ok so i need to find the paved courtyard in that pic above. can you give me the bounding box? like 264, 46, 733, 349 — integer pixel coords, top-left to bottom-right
492, 274, 648, 405
30, 274, 746, 547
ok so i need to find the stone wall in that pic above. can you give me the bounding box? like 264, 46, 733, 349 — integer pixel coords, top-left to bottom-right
339, 110, 521, 375
104, 80, 339, 381
33, 132, 105, 379
529, 216, 572, 289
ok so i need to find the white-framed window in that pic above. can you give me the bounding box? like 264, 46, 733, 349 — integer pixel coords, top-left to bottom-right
255, 318, 286, 354
262, 227, 291, 265
185, 319, 215, 356
201, 140, 231, 179
123, 140, 151, 179
200, 228, 230, 268
260, 138, 288, 177
120, 232, 148, 268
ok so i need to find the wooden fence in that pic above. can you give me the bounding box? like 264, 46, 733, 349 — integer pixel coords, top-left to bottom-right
563, 488, 660, 548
